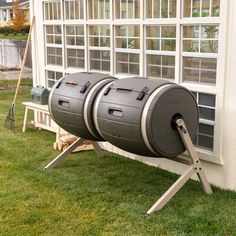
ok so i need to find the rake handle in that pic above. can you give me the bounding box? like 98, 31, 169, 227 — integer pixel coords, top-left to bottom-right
12, 16, 35, 105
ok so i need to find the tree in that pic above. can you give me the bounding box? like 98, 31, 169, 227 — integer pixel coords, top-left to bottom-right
9, 0, 27, 33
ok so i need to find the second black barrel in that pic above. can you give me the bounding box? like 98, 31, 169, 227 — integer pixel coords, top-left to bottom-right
93, 77, 199, 157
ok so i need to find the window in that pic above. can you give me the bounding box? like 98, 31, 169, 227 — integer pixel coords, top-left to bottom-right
182, 57, 217, 84
115, 25, 140, 49
45, 25, 63, 66
115, 0, 140, 19
192, 92, 216, 151
89, 25, 110, 47
182, 25, 219, 85
183, 25, 219, 53
65, 0, 84, 20
66, 25, 85, 69
146, 0, 177, 18
47, 47, 63, 66
66, 25, 84, 46
44, 1, 61, 20
89, 25, 110, 71
146, 25, 176, 79
183, 0, 220, 17
116, 52, 139, 75
115, 25, 140, 75
146, 25, 176, 51
88, 0, 110, 19
45, 25, 62, 45
46, 70, 63, 88
90, 50, 110, 71
146, 55, 175, 79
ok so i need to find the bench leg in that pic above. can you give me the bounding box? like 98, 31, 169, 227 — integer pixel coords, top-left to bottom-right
22, 107, 29, 132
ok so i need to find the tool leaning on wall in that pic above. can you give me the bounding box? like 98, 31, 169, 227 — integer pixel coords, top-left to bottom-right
4, 16, 35, 131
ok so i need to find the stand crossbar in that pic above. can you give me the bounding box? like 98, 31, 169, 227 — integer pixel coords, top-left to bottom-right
45, 138, 104, 170
146, 118, 213, 215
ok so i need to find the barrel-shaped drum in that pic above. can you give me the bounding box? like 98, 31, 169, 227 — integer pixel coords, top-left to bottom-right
94, 77, 199, 157
49, 72, 117, 141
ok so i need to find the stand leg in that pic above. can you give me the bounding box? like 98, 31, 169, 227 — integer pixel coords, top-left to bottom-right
45, 138, 84, 170
146, 118, 212, 215
45, 138, 105, 170
91, 141, 105, 157
146, 166, 194, 215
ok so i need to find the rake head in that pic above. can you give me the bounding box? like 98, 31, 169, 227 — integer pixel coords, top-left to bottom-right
4, 104, 16, 131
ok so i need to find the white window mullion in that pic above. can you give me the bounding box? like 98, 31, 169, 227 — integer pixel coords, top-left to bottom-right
209, 0, 212, 17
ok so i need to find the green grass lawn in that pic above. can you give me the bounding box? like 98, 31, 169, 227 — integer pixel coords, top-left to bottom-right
0, 78, 32, 87
0, 33, 28, 40
1, 85, 236, 235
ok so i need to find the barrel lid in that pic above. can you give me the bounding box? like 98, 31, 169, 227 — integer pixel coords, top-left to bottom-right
109, 77, 173, 94
53, 72, 116, 98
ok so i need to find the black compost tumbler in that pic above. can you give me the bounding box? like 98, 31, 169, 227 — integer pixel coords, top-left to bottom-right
49, 73, 199, 158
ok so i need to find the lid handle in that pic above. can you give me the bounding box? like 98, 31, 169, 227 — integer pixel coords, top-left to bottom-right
80, 81, 91, 94
136, 86, 149, 101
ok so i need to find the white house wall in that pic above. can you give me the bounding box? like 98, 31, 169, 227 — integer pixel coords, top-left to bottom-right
29, 0, 236, 190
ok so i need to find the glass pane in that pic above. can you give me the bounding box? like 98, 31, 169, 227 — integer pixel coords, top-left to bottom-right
169, 0, 176, 17
200, 40, 218, 53
56, 72, 63, 80
75, 37, 84, 46
134, 0, 140, 18
128, 25, 140, 37
146, 0, 152, 18
90, 37, 99, 46
46, 26, 53, 34
183, 26, 200, 38
128, 38, 140, 49
116, 26, 127, 37
130, 64, 139, 75
161, 39, 176, 51
199, 107, 215, 120
201, 0, 210, 17
147, 39, 160, 50
212, 0, 220, 17
201, 25, 219, 39
182, 57, 200, 83
200, 58, 217, 84
199, 123, 214, 136
198, 134, 214, 150
161, 26, 176, 38
146, 26, 160, 38
183, 0, 191, 17
162, 56, 175, 66
153, 0, 160, 18
148, 65, 161, 78
192, 0, 200, 17
116, 38, 126, 48
162, 67, 175, 79
115, 0, 121, 19
183, 40, 199, 52
161, 0, 168, 18
129, 53, 139, 63
199, 93, 216, 107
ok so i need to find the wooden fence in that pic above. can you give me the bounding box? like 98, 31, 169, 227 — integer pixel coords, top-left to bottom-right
0, 39, 32, 69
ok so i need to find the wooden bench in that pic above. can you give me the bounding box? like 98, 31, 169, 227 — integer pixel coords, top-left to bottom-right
22, 101, 62, 141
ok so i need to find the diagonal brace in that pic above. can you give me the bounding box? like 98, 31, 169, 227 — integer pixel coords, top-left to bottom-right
45, 138, 104, 170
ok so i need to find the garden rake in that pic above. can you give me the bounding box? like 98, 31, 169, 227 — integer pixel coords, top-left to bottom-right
4, 16, 35, 131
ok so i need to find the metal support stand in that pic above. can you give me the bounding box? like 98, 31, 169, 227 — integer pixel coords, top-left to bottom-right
45, 138, 104, 170
146, 118, 213, 215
